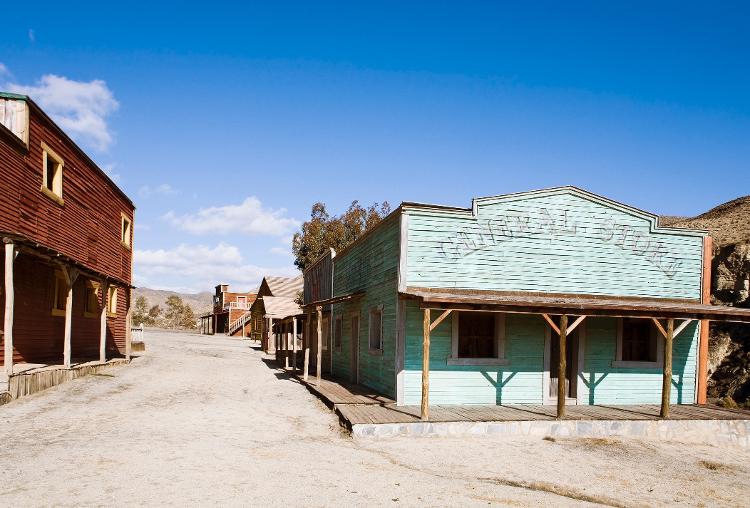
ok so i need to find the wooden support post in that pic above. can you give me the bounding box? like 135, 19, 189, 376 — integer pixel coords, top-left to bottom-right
557, 314, 568, 418
3, 242, 15, 376
698, 235, 712, 404
303, 313, 311, 381
661, 318, 674, 418
99, 280, 108, 363
125, 288, 133, 361
62, 267, 79, 369
285, 329, 290, 370
316, 306, 323, 385
292, 317, 298, 372
421, 308, 430, 421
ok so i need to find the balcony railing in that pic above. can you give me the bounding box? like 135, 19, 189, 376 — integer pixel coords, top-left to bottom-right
226, 302, 250, 310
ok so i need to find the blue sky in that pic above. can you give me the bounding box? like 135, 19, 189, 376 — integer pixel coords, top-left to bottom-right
1, 2, 748, 292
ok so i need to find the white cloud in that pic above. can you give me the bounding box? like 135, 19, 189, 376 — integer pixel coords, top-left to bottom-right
102, 163, 121, 184
163, 197, 299, 237
135, 242, 297, 293
0, 63, 9, 77
269, 246, 293, 258
7, 73, 118, 151
139, 183, 179, 198
28, 29, 35, 43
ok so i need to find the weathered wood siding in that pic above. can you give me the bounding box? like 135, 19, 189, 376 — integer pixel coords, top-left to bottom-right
405, 188, 704, 299
331, 216, 400, 398
403, 301, 546, 405
579, 318, 697, 404
303, 249, 334, 304
0, 255, 127, 365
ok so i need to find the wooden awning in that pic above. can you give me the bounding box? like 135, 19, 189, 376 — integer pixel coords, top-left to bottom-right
402, 287, 750, 323
302, 292, 364, 309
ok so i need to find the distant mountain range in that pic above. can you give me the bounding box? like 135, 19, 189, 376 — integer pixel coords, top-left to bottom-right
134, 287, 213, 315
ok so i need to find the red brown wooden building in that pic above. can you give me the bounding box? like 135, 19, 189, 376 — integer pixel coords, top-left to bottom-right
199, 284, 257, 336
0, 92, 135, 377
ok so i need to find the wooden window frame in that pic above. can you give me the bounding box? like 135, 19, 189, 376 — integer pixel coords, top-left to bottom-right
107, 286, 118, 317
448, 311, 509, 366
368, 305, 384, 354
121, 214, 132, 249
51, 271, 67, 317
333, 314, 343, 352
83, 281, 101, 318
41, 142, 64, 205
612, 317, 663, 369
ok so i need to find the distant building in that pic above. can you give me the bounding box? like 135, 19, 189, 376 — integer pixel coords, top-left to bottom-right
248, 275, 303, 353
199, 284, 256, 336
0, 92, 136, 382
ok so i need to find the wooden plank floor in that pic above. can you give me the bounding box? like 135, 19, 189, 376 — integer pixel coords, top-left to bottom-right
299, 375, 750, 426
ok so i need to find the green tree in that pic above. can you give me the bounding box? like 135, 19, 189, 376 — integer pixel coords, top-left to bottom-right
164, 295, 185, 329
181, 304, 197, 330
292, 200, 391, 271
133, 296, 149, 326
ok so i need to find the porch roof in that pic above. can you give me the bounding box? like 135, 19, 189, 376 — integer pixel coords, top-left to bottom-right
263, 296, 302, 319
402, 287, 750, 324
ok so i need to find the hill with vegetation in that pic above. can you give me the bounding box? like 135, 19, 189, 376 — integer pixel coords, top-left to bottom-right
666, 195, 750, 407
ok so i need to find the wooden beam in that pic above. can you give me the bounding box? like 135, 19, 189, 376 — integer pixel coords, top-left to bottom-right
99, 280, 108, 363
673, 318, 694, 338
421, 308, 430, 421
429, 309, 452, 332
661, 318, 674, 418
651, 318, 668, 339
541, 313, 560, 336
316, 306, 323, 385
4, 242, 15, 375
303, 313, 310, 381
557, 314, 568, 418
566, 315, 587, 335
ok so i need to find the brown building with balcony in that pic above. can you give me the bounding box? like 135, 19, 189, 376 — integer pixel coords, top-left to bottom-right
0, 92, 135, 394
199, 284, 256, 336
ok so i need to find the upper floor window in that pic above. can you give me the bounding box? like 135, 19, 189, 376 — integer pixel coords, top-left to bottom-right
613, 318, 662, 368
121, 214, 132, 249
41, 142, 64, 204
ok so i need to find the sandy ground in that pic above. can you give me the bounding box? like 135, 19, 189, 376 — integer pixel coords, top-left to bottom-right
0, 330, 748, 507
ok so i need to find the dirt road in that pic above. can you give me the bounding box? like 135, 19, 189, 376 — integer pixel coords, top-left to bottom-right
0, 330, 747, 507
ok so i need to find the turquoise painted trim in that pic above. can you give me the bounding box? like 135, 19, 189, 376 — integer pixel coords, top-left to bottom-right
405, 188, 704, 299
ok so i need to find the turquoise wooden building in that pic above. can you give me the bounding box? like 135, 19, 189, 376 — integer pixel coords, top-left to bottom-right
303, 187, 750, 419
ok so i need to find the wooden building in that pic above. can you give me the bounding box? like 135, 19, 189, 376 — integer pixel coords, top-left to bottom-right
305, 187, 750, 420
0, 92, 135, 377
248, 275, 303, 352
199, 284, 256, 336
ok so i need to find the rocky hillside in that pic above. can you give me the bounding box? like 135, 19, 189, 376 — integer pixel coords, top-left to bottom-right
134, 288, 213, 316
667, 196, 750, 406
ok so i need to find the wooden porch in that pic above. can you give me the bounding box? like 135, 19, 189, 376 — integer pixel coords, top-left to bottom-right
299, 374, 750, 426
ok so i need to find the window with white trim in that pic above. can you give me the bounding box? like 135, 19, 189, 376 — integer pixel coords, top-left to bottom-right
613, 318, 662, 368
449, 312, 507, 365
41, 143, 64, 203
368, 306, 383, 351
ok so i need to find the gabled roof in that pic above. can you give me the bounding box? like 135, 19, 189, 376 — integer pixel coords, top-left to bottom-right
402, 186, 707, 237
265, 275, 303, 298
263, 296, 302, 319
